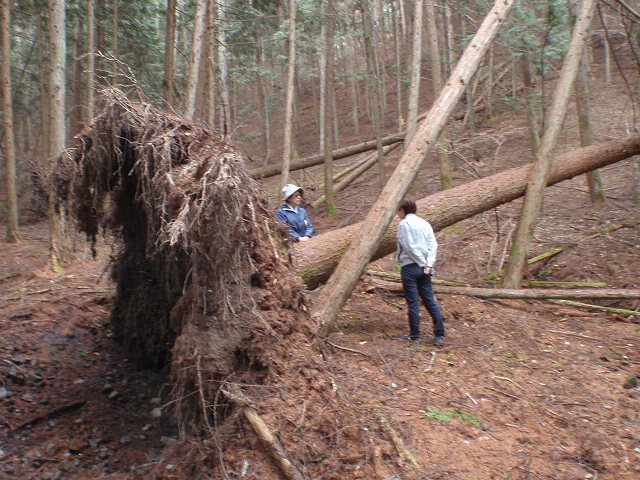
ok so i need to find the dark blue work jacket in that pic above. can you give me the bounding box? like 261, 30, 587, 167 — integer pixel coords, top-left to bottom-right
276, 204, 314, 241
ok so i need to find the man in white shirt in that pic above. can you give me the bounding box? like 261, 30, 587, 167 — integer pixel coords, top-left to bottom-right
396, 198, 445, 346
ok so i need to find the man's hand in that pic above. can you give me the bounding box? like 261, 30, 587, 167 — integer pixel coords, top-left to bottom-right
299, 236, 310, 242
423, 265, 432, 275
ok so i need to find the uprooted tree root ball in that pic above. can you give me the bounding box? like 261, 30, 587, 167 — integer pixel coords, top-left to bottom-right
52, 91, 377, 479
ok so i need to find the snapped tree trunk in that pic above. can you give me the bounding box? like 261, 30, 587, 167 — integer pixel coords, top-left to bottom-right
310, 0, 517, 329
294, 135, 640, 289
502, 0, 597, 288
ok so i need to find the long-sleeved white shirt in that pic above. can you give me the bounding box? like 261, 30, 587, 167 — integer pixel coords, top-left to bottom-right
396, 213, 438, 268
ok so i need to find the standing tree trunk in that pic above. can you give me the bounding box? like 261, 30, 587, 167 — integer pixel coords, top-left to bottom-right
362, 3, 385, 189
319, 7, 326, 153
48, 0, 71, 268
217, 0, 231, 134
37, 14, 49, 161
256, 39, 271, 164
600, 8, 611, 84
392, 0, 404, 129
184, 0, 206, 120
501, 0, 597, 288
1, 0, 19, 242
323, 0, 336, 214
281, 0, 297, 185
70, 18, 83, 135
373, 0, 387, 119
405, 0, 422, 143
347, 38, 360, 134
163, 0, 176, 106
311, 0, 517, 329
425, 1, 452, 189
111, 0, 118, 85
86, 0, 95, 123
96, 0, 105, 82
521, 54, 541, 154
206, 1, 217, 126
575, 48, 605, 205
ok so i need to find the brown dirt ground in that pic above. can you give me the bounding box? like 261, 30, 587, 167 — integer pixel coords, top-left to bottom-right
1, 46, 640, 479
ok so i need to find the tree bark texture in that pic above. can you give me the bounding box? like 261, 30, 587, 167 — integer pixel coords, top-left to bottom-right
294, 135, 640, 289
217, 0, 231, 134
323, 0, 336, 213
362, 3, 386, 189
280, 0, 297, 185
502, 0, 597, 288
184, 0, 206, 120
86, 0, 95, 122
575, 53, 605, 205
405, 0, 423, 143
48, 0, 71, 267
310, 0, 517, 329
162, 0, 176, 106
371, 279, 640, 300
1, 0, 19, 242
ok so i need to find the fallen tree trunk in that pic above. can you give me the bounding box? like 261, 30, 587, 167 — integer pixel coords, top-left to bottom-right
369, 278, 640, 300
250, 132, 405, 179
294, 134, 640, 289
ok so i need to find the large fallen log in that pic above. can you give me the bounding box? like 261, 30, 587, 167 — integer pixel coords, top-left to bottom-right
293, 135, 640, 289
250, 132, 405, 179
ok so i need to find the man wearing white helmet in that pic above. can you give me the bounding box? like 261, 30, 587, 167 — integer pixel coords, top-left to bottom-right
276, 183, 314, 242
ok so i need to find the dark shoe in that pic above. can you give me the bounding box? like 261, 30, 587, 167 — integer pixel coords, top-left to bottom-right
398, 335, 421, 343
433, 336, 445, 346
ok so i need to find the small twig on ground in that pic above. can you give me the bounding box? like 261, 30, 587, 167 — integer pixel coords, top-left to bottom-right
493, 376, 525, 391
376, 412, 420, 469
424, 352, 437, 372
10, 400, 86, 432
326, 340, 370, 357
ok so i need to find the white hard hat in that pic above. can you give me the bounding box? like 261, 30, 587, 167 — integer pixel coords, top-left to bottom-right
281, 183, 303, 201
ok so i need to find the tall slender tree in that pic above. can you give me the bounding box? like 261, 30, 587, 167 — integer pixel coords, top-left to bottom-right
323, 0, 336, 214
163, 0, 176, 106
280, 0, 297, 185
217, 0, 231, 134
184, 0, 206, 120
206, 1, 217, 126
86, 0, 95, 122
1, 0, 19, 242
48, 0, 71, 268
362, 3, 385, 188
111, 0, 119, 85
425, 1, 452, 189
405, 0, 423, 144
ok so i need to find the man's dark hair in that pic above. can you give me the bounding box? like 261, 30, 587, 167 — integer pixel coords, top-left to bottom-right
399, 198, 417, 215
